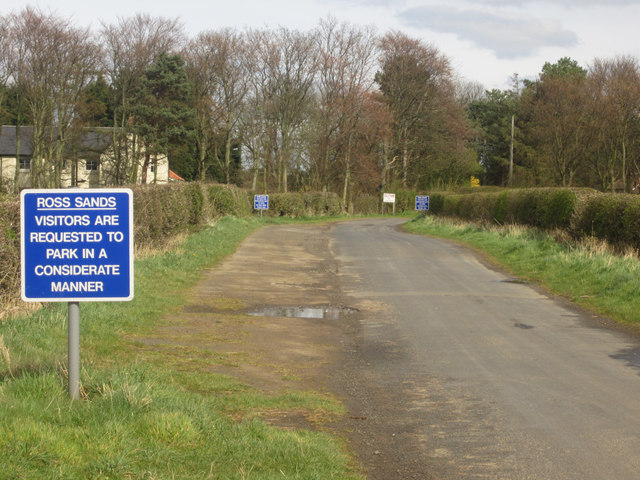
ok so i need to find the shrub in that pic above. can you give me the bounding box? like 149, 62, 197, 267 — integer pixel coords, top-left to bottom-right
303, 192, 342, 216
132, 183, 209, 248
267, 193, 306, 217
394, 189, 418, 213
428, 193, 445, 215
492, 191, 509, 224
541, 189, 576, 229
352, 194, 379, 215
185, 183, 205, 225
433, 188, 579, 232
0, 199, 20, 306
208, 184, 237, 217
572, 193, 640, 249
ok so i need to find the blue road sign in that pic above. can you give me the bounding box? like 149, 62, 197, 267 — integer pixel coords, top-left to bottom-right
21, 189, 134, 302
254, 194, 269, 210
415, 195, 430, 211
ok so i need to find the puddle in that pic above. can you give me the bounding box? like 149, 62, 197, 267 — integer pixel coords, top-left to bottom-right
514, 322, 534, 330
610, 347, 640, 373
248, 305, 358, 320
499, 279, 528, 285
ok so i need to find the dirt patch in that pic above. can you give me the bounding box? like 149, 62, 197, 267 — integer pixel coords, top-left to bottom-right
175, 223, 357, 393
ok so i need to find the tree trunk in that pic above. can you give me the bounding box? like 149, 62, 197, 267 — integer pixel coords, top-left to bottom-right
141, 149, 150, 184
199, 143, 208, 181
12, 125, 21, 194
276, 150, 282, 193
263, 159, 268, 194
342, 133, 353, 210
508, 114, 514, 187
225, 134, 232, 184
283, 164, 288, 193
251, 156, 259, 191
622, 138, 627, 193
402, 134, 409, 188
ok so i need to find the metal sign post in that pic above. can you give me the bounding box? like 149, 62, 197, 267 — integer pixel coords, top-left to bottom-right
68, 302, 80, 400
21, 189, 134, 400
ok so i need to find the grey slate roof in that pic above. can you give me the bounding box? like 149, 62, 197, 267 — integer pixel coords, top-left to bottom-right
0, 126, 114, 158
0, 126, 34, 156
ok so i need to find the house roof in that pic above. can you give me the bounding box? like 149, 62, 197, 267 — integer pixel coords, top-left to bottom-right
0, 126, 34, 156
169, 169, 185, 181
0, 125, 115, 158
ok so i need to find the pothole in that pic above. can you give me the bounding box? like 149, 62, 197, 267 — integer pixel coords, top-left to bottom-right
514, 322, 534, 330
248, 305, 358, 320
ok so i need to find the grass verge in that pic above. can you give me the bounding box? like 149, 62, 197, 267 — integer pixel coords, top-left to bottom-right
404, 215, 640, 328
0, 216, 361, 480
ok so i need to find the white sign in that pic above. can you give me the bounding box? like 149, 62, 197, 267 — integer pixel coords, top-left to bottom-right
383, 193, 396, 203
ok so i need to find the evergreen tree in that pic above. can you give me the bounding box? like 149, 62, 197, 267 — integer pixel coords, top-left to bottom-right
132, 52, 196, 183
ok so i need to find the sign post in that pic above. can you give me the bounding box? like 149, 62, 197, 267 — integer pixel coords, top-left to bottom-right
21, 189, 134, 399
383, 192, 396, 215
254, 194, 269, 217
68, 301, 80, 400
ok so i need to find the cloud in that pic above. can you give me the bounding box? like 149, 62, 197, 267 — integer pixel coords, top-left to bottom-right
397, 6, 578, 59
473, 0, 640, 5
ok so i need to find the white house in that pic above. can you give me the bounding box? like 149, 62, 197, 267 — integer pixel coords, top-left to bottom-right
0, 125, 170, 190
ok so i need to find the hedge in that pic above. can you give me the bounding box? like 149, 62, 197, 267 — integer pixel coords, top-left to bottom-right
430, 187, 640, 252
262, 191, 343, 217
352, 194, 379, 215
572, 193, 640, 248
208, 184, 251, 218
0, 198, 20, 309
5, 184, 640, 311
430, 188, 579, 231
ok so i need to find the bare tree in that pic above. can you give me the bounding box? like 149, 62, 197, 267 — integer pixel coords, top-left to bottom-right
375, 31, 453, 188
100, 14, 184, 184
454, 79, 486, 105
523, 63, 589, 187
313, 17, 378, 205
0, 16, 11, 112
10, 7, 101, 188
185, 28, 249, 184
262, 27, 318, 192
0, 15, 12, 192
587, 56, 640, 191
238, 29, 275, 191
184, 35, 218, 182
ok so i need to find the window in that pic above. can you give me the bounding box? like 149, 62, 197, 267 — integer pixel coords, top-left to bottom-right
85, 159, 99, 171
19, 156, 31, 171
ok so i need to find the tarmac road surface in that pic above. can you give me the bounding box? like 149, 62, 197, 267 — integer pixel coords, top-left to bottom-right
330, 218, 640, 479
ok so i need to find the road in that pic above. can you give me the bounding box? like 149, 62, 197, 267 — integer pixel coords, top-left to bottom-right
329, 218, 640, 479
181, 217, 640, 479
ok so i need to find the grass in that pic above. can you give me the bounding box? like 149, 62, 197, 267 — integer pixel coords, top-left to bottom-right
0, 215, 362, 480
404, 215, 640, 328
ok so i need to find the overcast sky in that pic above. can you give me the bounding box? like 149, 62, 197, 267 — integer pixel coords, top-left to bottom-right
3, 0, 640, 90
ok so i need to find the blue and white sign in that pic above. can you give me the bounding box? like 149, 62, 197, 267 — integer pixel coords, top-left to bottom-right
415, 195, 430, 211
21, 189, 134, 302
254, 194, 269, 211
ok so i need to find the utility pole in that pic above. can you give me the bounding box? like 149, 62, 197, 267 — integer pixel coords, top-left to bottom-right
509, 114, 514, 187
